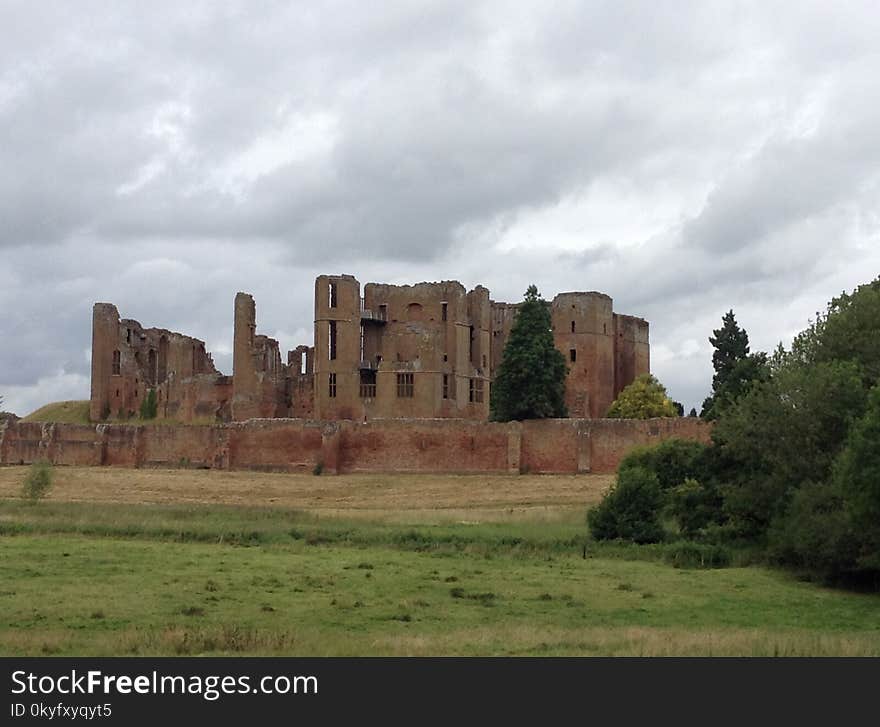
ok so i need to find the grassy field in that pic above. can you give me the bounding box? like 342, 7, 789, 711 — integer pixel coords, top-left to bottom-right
20, 400, 217, 426
22, 400, 91, 424
1, 466, 878, 656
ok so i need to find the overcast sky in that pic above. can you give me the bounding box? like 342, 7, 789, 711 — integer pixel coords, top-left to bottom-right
3, 1, 880, 415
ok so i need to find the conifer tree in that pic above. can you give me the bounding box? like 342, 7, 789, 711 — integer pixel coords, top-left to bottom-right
701, 310, 766, 420
490, 285, 568, 421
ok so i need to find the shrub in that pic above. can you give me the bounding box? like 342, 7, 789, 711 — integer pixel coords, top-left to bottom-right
312, 461, 324, 476
21, 461, 53, 503
666, 478, 723, 538
766, 481, 862, 583
618, 438, 709, 491
139, 389, 158, 420
587, 466, 664, 543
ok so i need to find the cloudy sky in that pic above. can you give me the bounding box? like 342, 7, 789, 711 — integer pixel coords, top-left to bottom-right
3, 1, 880, 415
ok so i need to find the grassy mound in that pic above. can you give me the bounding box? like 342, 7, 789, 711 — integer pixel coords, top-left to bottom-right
23, 400, 91, 424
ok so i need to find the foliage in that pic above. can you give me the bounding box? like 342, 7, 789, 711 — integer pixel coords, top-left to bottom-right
789, 277, 880, 388
767, 481, 861, 584
666, 478, 723, 539
139, 389, 158, 420
606, 374, 677, 419
711, 310, 751, 384
688, 407, 697, 417
618, 438, 710, 490
701, 310, 769, 420
614, 440, 722, 539
835, 385, 880, 546
713, 359, 866, 539
588, 466, 664, 544
21, 461, 53, 504
490, 285, 568, 421
706, 277, 880, 588
773, 386, 880, 584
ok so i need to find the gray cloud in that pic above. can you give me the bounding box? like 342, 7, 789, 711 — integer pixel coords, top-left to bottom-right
2, 1, 880, 414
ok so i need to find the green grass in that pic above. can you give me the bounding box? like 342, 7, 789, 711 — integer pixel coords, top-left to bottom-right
1, 500, 878, 656
23, 400, 91, 424
20, 401, 217, 426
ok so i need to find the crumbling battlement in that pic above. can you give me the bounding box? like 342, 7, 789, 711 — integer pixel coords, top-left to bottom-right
89, 274, 649, 424
89, 303, 230, 423
231, 292, 315, 420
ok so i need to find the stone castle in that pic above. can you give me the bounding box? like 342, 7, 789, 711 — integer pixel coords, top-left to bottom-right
89, 275, 649, 424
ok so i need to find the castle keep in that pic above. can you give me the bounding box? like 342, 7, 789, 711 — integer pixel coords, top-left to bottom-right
90, 275, 649, 423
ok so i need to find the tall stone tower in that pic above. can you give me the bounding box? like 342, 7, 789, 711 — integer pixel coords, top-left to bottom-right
90, 303, 120, 422
313, 275, 362, 420
232, 292, 258, 421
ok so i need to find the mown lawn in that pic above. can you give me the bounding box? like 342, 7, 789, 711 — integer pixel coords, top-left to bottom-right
1, 498, 879, 656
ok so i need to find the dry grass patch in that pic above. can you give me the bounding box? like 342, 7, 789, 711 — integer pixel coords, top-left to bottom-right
22, 401, 90, 424
0, 466, 613, 521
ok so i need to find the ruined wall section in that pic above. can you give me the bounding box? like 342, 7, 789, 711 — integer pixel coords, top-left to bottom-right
360, 280, 490, 419
90, 303, 227, 423
310, 277, 494, 421
232, 292, 292, 420
613, 314, 650, 399
287, 345, 315, 418
465, 286, 492, 418
0, 417, 712, 475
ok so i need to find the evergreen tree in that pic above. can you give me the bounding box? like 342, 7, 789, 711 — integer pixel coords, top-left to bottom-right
701, 310, 766, 419
490, 285, 568, 421
688, 407, 698, 417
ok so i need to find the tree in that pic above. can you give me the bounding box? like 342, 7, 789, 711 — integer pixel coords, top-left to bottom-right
139, 389, 158, 420
606, 374, 678, 419
701, 310, 767, 420
790, 277, 880, 389
833, 385, 880, 573
22, 461, 53, 504
766, 384, 880, 585
588, 466, 664, 543
713, 359, 865, 538
490, 284, 568, 421
688, 407, 698, 417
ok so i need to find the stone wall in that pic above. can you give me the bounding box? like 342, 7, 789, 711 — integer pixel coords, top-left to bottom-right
0, 417, 711, 475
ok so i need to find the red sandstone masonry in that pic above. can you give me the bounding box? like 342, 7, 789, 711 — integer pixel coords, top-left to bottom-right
0, 418, 711, 475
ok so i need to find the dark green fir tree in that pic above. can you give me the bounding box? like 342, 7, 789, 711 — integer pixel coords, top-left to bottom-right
490, 285, 568, 421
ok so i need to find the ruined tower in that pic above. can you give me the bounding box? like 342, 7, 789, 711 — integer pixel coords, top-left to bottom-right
90, 303, 121, 422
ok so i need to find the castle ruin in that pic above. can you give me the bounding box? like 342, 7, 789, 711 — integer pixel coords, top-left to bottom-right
90, 275, 649, 423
